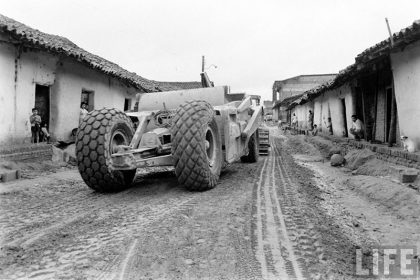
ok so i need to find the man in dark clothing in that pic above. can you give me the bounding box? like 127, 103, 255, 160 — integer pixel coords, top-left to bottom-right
308, 110, 314, 130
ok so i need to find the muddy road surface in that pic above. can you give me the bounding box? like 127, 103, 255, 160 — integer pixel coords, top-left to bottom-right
0, 131, 357, 279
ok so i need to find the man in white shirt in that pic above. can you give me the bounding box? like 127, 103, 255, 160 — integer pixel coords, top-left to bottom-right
291, 113, 298, 128
349, 115, 364, 141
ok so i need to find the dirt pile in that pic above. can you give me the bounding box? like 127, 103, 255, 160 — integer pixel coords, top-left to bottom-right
286, 135, 321, 156
344, 149, 376, 170
353, 158, 400, 178
307, 136, 342, 159
346, 175, 420, 221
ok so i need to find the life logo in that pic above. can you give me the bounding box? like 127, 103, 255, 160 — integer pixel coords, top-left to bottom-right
355, 246, 418, 278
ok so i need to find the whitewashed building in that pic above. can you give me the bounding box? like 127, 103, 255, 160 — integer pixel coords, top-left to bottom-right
0, 14, 202, 145
287, 20, 420, 150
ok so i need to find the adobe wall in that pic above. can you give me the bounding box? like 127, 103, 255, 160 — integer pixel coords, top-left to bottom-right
0, 40, 58, 145
0, 39, 137, 144
308, 83, 355, 137
0, 38, 18, 144
391, 40, 420, 151
291, 101, 314, 129
51, 57, 137, 140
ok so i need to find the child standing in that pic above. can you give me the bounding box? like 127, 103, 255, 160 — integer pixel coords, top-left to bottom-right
30, 108, 41, 143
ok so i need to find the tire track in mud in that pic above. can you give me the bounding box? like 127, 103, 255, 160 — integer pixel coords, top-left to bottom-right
117, 239, 138, 280
254, 157, 270, 279
252, 131, 329, 280
272, 134, 326, 278
121, 164, 261, 280
253, 142, 303, 279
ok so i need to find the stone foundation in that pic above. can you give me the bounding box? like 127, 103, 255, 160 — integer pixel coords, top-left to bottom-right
0, 143, 52, 162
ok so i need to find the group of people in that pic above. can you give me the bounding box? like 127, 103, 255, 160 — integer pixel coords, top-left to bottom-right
30, 102, 90, 144
288, 110, 364, 139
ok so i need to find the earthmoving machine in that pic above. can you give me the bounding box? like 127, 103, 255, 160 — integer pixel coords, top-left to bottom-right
76, 73, 266, 192
245, 94, 270, 156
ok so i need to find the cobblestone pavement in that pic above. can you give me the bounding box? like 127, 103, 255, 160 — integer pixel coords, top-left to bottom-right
0, 130, 359, 279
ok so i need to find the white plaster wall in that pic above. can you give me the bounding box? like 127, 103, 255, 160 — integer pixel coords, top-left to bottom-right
0, 43, 57, 144
0, 41, 137, 144
291, 101, 313, 129
17, 51, 58, 140
310, 83, 354, 137
0, 42, 16, 144
391, 40, 420, 150
51, 58, 137, 140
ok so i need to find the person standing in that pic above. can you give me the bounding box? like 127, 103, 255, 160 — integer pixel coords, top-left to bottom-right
79, 102, 89, 124
308, 110, 314, 130
30, 108, 41, 143
291, 113, 298, 129
349, 115, 364, 141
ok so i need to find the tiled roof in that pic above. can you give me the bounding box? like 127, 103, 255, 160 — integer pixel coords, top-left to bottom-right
0, 14, 203, 93
273, 93, 305, 109
356, 20, 420, 64
291, 20, 420, 108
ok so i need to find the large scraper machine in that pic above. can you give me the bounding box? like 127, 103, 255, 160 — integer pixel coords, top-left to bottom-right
75, 72, 265, 192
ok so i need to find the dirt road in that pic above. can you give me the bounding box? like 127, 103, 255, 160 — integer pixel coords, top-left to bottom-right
1, 131, 359, 279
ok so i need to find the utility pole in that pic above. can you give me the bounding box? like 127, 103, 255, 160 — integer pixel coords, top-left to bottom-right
385, 18, 394, 47
202, 55, 205, 73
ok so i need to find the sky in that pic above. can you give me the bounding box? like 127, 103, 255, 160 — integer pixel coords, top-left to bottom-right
2, 0, 420, 101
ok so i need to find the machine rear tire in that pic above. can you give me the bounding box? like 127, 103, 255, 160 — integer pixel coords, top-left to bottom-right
241, 131, 259, 163
171, 100, 222, 191
76, 108, 136, 192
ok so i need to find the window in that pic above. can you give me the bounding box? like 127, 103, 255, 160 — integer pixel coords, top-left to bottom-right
81, 89, 94, 111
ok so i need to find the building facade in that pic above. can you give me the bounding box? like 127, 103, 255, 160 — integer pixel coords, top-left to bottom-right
272, 74, 336, 122
0, 14, 202, 145
286, 20, 420, 150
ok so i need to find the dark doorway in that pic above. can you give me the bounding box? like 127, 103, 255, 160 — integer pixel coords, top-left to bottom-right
354, 87, 364, 123
340, 98, 348, 137
35, 84, 50, 128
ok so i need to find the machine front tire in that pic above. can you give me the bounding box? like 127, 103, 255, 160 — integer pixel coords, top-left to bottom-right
241, 131, 259, 163
171, 100, 222, 191
76, 108, 136, 192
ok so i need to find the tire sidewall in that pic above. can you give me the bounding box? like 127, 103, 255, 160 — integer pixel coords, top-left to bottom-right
76, 108, 135, 192
171, 100, 223, 191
